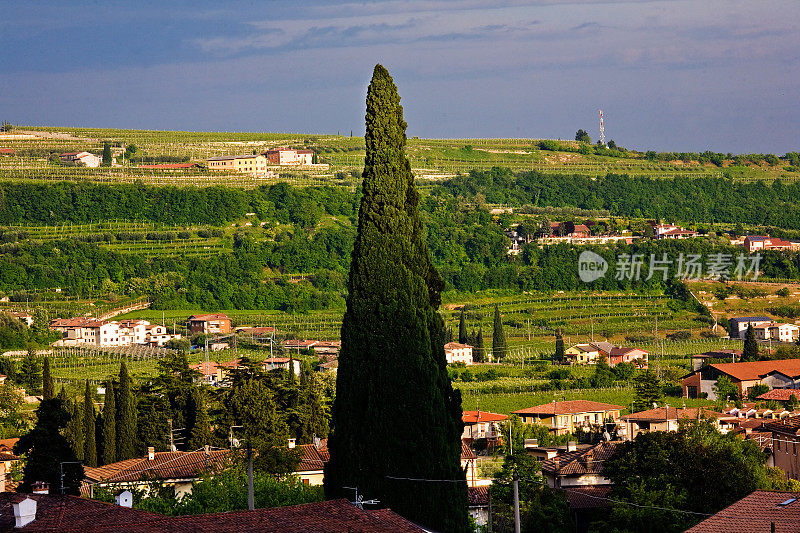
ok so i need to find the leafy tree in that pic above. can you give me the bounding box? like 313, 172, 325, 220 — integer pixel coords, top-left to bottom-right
102, 142, 112, 166
633, 369, 662, 411
575, 129, 591, 143
41, 357, 54, 400
116, 362, 137, 460
187, 388, 212, 450
713, 375, 737, 403
458, 307, 467, 344
14, 397, 84, 494
554, 328, 565, 362
0, 121, 12, 132
492, 305, 507, 360
590, 355, 616, 388
747, 383, 770, 401
0, 382, 27, 438
325, 64, 468, 532
102, 381, 116, 465
742, 324, 759, 361
83, 381, 97, 466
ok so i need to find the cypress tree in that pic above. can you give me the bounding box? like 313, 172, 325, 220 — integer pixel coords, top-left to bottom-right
42, 357, 54, 400
187, 388, 212, 449
116, 362, 136, 460
325, 64, 468, 531
492, 305, 507, 361
743, 324, 759, 362
474, 328, 485, 363
102, 141, 112, 166
458, 308, 468, 344
83, 381, 97, 466
102, 381, 116, 465
555, 328, 565, 362
66, 399, 84, 462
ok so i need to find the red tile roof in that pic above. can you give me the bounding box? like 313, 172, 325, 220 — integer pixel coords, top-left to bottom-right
468, 486, 489, 507
541, 441, 620, 476
462, 410, 508, 424
83, 449, 231, 485
707, 359, 800, 381
621, 406, 723, 422
137, 163, 196, 169
513, 400, 624, 416
558, 485, 613, 509
757, 389, 800, 401
686, 490, 800, 532
765, 415, 800, 436
461, 441, 476, 461
296, 440, 329, 473
444, 342, 473, 350
187, 313, 230, 321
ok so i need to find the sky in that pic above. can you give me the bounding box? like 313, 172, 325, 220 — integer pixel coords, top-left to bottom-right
1, 0, 799, 153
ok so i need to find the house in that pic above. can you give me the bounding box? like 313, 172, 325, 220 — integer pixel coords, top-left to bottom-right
7, 311, 34, 327
0, 438, 19, 492
467, 486, 490, 528
81, 447, 231, 499
0, 148, 15, 156
49, 318, 181, 347
651, 222, 698, 239
691, 349, 741, 371
189, 360, 241, 385
206, 154, 268, 174
187, 313, 231, 335
565, 342, 648, 367
60, 151, 101, 167
283, 339, 318, 353
557, 486, 613, 533
524, 439, 591, 462
685, 490, 800, 533
540, 441, 621, 488
619, 406, 728, 441
312, 340, 341, 357
513, 400, 623, 435
294, 437, 329, 485
729, 316, 772, 339
264, 148, 314, 166
444, 342, 473, 365
765, 416, 800, 480
743, 235, 798, 253
681, 359, 800, 400
0, 492, 423, 532
461, 410, 507, 443
262, 357, 301, 376
751, 322, 800, 343
136, 163, 198, 170
757, 388, 800, 406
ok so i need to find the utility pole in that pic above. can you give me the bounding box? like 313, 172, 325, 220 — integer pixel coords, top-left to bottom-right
247, 443, 255, 511
512, 470, 521, 533
168, 419, 175, 451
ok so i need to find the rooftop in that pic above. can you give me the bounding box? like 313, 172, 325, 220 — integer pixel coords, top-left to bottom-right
686, 490, 800, 533
621, 406, 723, 422
83, 449, 231, 487
187, 313, 230, 321
541, 441, 620, 476
513, 400, 624, 416
462, 410, 508, 424
704, 359, 800, 382
757, 389, 800, 401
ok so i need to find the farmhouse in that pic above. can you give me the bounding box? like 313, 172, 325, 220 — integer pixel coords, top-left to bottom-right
565, 342, 648, 367
513, 400, 623, 436
60, 151, 101, 167
187, 313, 231, 335
444, 342, 473, 365
691, 349, 742, 371
462, 410, 507, 443
729, 316, 772, 339
681, 359, 800, 400
264, 147, 314, 165
751, 322, 800, 342
50, 318, 180, 347
651, 222, 698, 239
743, 235, 798, 253
540, 441, 620, 488
766, 416, 800, 480
206, 154, 267, 174
619, 406, 729, 440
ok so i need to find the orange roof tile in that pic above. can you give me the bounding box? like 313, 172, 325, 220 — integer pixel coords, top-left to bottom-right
707, 359, 800, 381
513, 400, 624, 416
621, 406, 723, 422
686, 490, 800, 532
462, 410, 508, 424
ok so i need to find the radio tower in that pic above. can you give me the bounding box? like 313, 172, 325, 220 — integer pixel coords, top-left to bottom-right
598, 109, 606, 146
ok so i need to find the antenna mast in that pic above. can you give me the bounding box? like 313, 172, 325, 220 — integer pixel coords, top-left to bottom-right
598, 109, 606, 146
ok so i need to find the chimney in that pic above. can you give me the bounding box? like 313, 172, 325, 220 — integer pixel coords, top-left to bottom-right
148, 447, 155, 461
12, 497, 37, 528
288, 438, 296, 449
567, 441, 577, 452
585, 450, 594, 469
204, 445, 210, 455
31, 482, 49, 495
115, 490, 133, 508
553, 457, 560, 470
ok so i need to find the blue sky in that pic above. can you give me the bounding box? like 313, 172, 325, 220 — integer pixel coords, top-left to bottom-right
1, 0, 799, 153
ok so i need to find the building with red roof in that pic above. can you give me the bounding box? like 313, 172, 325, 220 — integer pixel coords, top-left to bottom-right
513, 401, 624, 435
187, 313, 231, 334
461, 410, 507, 443
686, 490, 800, 533
682, 358, 800, 400
620, 406, 729, 441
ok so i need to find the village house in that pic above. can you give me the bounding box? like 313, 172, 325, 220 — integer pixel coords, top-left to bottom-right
283, 339, 318, 353
540, 441, 621, 489
189, 360, 241, 386
524, 439, 591, 462
187, 313, 231, 335
0, 438, 19, 493
619, 406, 729, 441
729, 316, 772, 339
467, 486, 490, 528
264, 147, 314, 166
757, 388, 800, 407
743, 235, 799, 253
0, 492, 422, 532
7, 311, 34, 327
681, 359, 800, 400
50, 318, 181, 348
81, 447, 232, 499
461, 410, 507, 443
513, 400, 623, 436
565, 341, 648, 367
751, 322, 800, 343
686, 490, 800, 533
651, 222, 698, 239
444, 342, 473, 365
59, 151, 101, 167
766, 415, 800, 481
294, 437, 329, 486
263, 356, 301, 376
691, 349, 742, 371
206, 154, 268, 174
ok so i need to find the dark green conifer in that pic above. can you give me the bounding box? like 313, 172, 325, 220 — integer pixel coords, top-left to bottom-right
102, 381, 116, 465
492, 305, 507, 360
102, 141, 112, 166
743, 324, 759, 362
42, 357, 54, 400
116, 362, 136, 460
187, 387, 212, 449
555, 328, 565, 362
83, 381, 97, 466
474, 328, 485, 363
325, 64, 468, 532
66, 398, 84, 461
458, 308, 468, 344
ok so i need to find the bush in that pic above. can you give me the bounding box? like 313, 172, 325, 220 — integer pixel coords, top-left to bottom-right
777, 287, 791, 297
461, 369, 474, 382
666, 331, 692, 341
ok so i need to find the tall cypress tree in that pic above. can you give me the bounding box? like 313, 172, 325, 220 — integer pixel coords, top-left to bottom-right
474, 328, 485, 363
458, 307, 468, 344
42, 357, 54, 400
66, 399, 84, 462
743, 324, 759, 362
492, 305, 507, 361
102, 141, 112, 166
555, 328, 565, 362
102, 381, 116, 465
325, 64, 468, 532
187, 388, 211, 449
83, 381, 97, 466
116, 362, 136, 460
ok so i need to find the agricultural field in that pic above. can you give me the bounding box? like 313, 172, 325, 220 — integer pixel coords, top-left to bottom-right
2, 127, 798, 187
